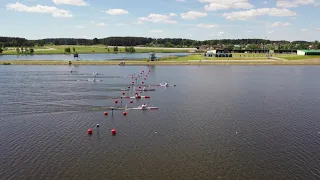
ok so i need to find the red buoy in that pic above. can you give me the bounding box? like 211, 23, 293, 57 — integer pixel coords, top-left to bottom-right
145, 96, 150, 99
142, 82, 144, 84
142, 70, 144, 72
104, 112, 108, 116
144, 78, 146, 80
130, 100, 133, 103
128, 86, 130, 89
135, 92, 138, 95
146, 75, 148, 77
111, 129, 116, 135
122, 92, 125, 95
115, 100, 118, 104
88, 128, 93, 135
132, 82, 134, 84
123, 112, 127, 116
139, 86, 141, 89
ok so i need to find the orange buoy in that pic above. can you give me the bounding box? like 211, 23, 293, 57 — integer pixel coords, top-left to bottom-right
104, 112, 108, 115
115, 100, 118, 104
123, 112, 127, 116
111, 129, 116, 135
130, 100, 133, 103
88, 128, 93, 135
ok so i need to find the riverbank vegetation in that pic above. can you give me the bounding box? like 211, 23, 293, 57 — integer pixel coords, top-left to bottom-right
1, 36, 319, 51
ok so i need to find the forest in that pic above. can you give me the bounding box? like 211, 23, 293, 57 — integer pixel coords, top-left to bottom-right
0, 36, 318, 50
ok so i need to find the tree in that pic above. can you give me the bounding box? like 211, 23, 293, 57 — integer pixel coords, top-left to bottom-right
114, 46, 118, 52
65, 47, 71, 53
93, 38, 100, 44
16, 48, 20, 54
72, 47, 76, 52
0, 48, 3, 54
30, 48, 34, 54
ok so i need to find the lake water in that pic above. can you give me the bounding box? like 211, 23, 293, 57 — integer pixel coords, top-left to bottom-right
0, 65, 319, 180
0, 53, 189, 61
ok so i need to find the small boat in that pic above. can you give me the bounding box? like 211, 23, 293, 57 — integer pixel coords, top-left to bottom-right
126, 104, 159, 110
121, 95, 150, 99
136, 88, 156, 91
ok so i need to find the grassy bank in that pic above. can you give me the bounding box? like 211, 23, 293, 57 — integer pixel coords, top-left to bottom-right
159, 54, 320, 61
1, 45, 191, 55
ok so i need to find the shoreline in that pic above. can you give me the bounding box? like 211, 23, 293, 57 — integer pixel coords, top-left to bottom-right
1, 60, 320, 65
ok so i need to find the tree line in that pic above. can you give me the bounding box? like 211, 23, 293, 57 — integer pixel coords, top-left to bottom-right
0, 36, 318, 50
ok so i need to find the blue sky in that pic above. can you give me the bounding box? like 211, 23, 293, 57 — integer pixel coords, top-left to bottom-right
0, 0, 319, 41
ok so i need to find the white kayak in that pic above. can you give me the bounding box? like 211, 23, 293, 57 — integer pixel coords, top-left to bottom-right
121, 96, 150, 99
127, 106, 159, 110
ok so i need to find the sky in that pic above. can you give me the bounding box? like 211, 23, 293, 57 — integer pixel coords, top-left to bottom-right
0, 0, 319, 41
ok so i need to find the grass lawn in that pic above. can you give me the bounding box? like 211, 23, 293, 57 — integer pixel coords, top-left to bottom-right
159, 54, 270, 61
1, 45, 189, 55
281, 55, 320, 60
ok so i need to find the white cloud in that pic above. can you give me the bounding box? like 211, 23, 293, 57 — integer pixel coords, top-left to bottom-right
169, 13, 177, 17
76, 25, 84, 28
277, 0, 315, 8
180, 11, 207, 19
196, 23, 219, 28
138, 13, 177, 24
6, 2, 72, 18
150, 30, 163, 33
52, 0, 88, 6
81, 36, 88, 38
271, 22, 291, 27
301, 28, 308, 31
106, 9, 129, 15
223, 8, 296, 20
176, 0, 186, 2
199, 0, 254, 11
268, 30, 274, 34
96, 22, 106, 27
264, 1, 268, 4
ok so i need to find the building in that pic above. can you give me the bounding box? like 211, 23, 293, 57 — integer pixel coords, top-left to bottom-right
297, 50, 320, 55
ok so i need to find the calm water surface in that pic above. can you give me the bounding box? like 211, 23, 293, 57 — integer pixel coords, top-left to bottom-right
0, 65, 319, 180
0, 53, 189, 61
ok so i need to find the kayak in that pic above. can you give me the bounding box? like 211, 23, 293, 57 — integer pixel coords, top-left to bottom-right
127, 106, 159, 110
121, 96, 151, 99
136, 89, 156, 91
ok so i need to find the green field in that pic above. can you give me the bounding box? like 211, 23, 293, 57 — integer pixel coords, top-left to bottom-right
1, 45, 190, 55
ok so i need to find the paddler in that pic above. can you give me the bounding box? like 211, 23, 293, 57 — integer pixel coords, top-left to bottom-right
141, 104, 147, 109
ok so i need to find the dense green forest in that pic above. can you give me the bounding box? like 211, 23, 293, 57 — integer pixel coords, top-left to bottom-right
0, 36, 318, 50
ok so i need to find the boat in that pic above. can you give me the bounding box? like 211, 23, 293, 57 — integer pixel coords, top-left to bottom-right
136, 89, 156, 91
125, 104, 159, 110
121, 95, 150, 99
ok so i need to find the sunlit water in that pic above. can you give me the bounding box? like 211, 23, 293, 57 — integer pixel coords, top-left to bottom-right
0, 65, 319, 180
